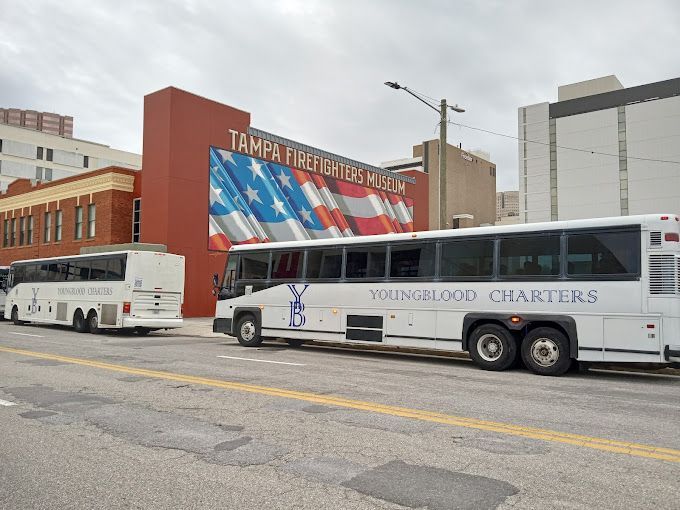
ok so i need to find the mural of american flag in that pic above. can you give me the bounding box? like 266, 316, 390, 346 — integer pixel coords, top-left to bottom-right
208, 146, 414, 250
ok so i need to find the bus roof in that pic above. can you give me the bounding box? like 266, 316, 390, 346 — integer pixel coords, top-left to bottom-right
228, 213, 677, 252
9, 251, 184, 266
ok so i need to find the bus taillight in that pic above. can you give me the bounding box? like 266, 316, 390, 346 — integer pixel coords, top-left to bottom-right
665, 233, 679, 242
122, 302, 131, 314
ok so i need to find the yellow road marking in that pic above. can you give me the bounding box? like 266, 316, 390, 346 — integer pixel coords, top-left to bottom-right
2, 344, 680, 463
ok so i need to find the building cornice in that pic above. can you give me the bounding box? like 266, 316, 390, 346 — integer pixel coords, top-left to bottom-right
0, 172, 134, 213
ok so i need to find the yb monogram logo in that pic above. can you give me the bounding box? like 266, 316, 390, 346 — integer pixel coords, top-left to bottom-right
287, 284, 309, 327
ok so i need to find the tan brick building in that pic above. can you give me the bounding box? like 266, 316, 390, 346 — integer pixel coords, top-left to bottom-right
383, 140, 497, 229
0, 167, 139, 265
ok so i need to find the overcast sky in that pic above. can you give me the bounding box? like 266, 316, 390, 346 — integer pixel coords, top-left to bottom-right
2, 0, 679, 191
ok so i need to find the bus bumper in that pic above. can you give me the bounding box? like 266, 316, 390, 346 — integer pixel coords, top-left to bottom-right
665, 346, 680, 362
213, 318, 232, 335
122, 317, 184, 329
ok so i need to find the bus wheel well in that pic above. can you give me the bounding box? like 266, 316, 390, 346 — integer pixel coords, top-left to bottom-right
464, 319, 521, 347
232, 308, 261, 335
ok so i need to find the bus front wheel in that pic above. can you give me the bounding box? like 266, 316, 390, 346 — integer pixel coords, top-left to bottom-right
73, 310, 89, 333
468, 324, 517, 371
521, 327, 571, 376
235, 314, 262, 347
11, 306, 23, 326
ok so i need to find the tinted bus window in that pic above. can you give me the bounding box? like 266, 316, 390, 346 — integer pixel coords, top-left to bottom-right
441, 239, 494, 278
306, 249, 342, 279
389, 243, 436, 278
90, 258, 107, 280
500, 235, 561, 276
240, 252, 269, 279
108, 256, 126, 281
346, 246, 387, 278
271, 251, 303, 279
567, 231, 640, 275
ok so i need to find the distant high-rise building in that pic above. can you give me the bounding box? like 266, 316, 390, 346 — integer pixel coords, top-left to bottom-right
496, 191, 519, 220
0, 108, 73, 138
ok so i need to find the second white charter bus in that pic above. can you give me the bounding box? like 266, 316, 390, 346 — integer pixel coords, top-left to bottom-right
5, 251, 185, 334
213, 214, 680, 376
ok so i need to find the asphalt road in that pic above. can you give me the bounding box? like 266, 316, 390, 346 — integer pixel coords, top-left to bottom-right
0, 320, 679, 509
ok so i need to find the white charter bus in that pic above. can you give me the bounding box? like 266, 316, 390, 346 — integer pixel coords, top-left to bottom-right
213, 214, 680, 376
0, 266, 9, 317
5, 251, 185, 334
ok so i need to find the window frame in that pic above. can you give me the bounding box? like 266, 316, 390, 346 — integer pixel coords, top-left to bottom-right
387, 241, 437, 280
439, 236, 496, 281
44, 211, 51, 243
74, 205, 83, 240
87, 203, 96, 238
564, 226, 641, 281
55, 210, 62, 241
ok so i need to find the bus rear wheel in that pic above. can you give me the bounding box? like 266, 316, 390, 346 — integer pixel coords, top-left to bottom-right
11, 306, 23, 326
521, 327, 571, 376
468, 324, 517, 371
73, 310, 89, 333
235, 314, 262, 347
88, 311, 100, 334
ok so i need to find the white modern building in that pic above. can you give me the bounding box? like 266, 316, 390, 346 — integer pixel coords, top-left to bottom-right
0, 123, 141, 191
518, 75, 680, 223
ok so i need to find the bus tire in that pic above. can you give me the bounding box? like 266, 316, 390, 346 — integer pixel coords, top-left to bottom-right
11, 306, 23, 326
87, 310, 100, 334
521, 327, 571, 376
73, 309, 89, 333
235, 314, 262, 347
468, 324, 517, 371
286, 339, 304, 348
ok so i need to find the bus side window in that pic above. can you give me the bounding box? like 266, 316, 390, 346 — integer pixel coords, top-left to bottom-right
108, 255, 126, 281
271, 251, 303, 279
306, 249, 342, 279
389, 243, 436, 278
239, 252, 269, 279
89, 258, 107, 280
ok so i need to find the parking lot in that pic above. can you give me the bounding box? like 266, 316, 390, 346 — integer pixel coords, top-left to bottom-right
1, 319, 679, 509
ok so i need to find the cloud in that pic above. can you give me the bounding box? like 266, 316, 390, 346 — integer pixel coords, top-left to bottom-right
1, 0, 679, 192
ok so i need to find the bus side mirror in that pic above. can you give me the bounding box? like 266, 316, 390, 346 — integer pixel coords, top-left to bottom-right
212, 273, 219, 287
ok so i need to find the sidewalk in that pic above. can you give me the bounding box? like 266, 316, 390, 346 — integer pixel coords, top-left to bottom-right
159, 317, 224, 338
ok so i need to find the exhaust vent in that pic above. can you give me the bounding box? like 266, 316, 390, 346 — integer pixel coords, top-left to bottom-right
650, 231, 662, 247
649, 255, 676, 294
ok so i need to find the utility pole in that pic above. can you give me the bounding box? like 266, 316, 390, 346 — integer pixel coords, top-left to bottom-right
384, 81, 464, 231
439, 99, 447, 230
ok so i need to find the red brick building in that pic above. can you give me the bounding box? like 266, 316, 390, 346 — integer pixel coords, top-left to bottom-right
0, 167, 139, 264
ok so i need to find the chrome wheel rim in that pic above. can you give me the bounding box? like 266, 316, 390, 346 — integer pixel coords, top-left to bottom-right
530, 338, 559, 367
90, 315, 98, 329
240, 320, 256, 341
478, 333, 503, 362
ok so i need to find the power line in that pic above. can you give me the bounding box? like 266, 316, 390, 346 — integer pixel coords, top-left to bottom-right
446, 120, 680, 165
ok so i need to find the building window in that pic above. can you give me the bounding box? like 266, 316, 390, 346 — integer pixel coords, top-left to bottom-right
74, 206, 83, 240
19, 217, 25, 246
132, 198, 141, 242
27, 215, 33, 245
87, 203, 96, 238
37, 146, 43, 160
46, 148, 53, 161
55, 210, 62, 241
83, 155, 89, 168
10, 218, 16, 247
44, 212, 51, 243
36, 167, 43, 181
2, 219, 7, 247
45, 168, 52, 181
0, 139, 3, 153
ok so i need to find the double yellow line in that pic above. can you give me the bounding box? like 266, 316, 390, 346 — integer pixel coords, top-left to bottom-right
2, 344, 679, 463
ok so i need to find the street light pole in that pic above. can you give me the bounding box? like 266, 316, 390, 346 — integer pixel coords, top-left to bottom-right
384, 82, 464, 231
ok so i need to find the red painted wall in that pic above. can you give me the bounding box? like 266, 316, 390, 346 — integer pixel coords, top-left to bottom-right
141, 88, 250, 317
403, 170, 429, 231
